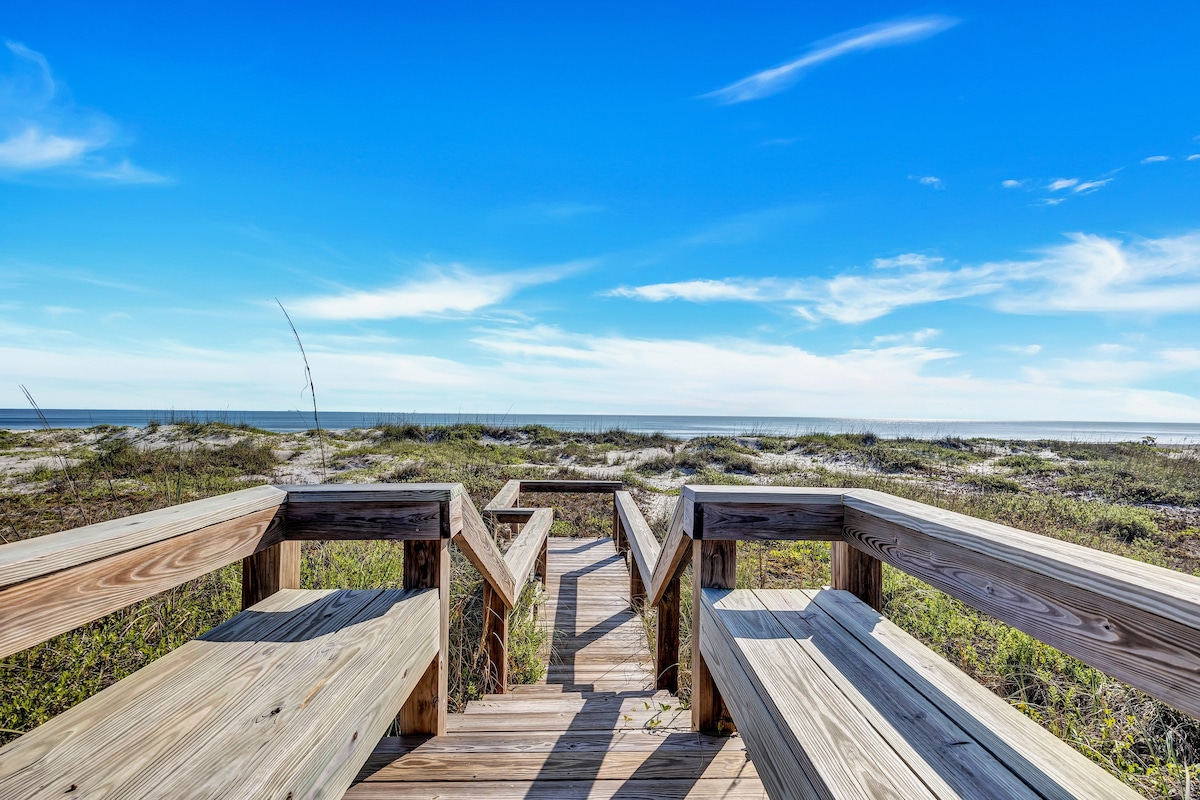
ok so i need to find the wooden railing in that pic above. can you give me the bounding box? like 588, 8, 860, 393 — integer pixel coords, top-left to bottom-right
613, 484, 1200, 733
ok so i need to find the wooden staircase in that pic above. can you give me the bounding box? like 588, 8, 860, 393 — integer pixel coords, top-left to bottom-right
344, 537, 765, 799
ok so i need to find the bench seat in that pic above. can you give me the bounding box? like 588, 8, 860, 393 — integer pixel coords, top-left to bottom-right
700, 588, 1139, 800
0, 588, 439, 800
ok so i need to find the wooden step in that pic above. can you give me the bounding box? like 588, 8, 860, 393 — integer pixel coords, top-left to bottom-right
343, 777, 766, 798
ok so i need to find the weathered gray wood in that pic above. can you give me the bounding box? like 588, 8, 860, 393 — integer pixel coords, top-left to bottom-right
518, 480, 622, 494
614, 491, 660, 593
484, 480, 522, 511
842, 490, 1200, 720
285, 501, 442, 540
452, 495, 518, 608
698, 502, 842, 541
0, 485, 286, 588
400, 539, 450, 735
503, 508, 554, 588
486, 508, 539, 523
648, 500, 690, 607
692, 539, 736, 735
656, 576, 680, 693
810, 589, 1141, 799
241, 539, 301, 610
0, 588, 440, 800
830, 541, 881, 611
280, 483, 461, 502
0, 507, 284, 660
682, 485, 845, 505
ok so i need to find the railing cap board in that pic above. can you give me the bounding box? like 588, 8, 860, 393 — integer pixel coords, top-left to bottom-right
518, 480, 622, 494
485, 507, 540, 522
278, 483, 462, 502
483, 479, 521, 511
0, 485, 286, 588
681, 485, 845, 504
614, 491, 660, 590
502, 508, 554, 587
845, 488, 1200, 631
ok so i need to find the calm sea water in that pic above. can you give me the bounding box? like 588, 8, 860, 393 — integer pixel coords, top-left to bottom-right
2, 409, 1198, 444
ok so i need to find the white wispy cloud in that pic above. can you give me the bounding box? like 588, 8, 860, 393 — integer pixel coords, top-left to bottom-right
609, 230, 1200, 322
288, 263, 579, 320
1188, 154, 1200, 161
1001, 344, 1043, 355
702, 15, 958, 104
1048, 178, 1079, 191
1073, 179, 1111, 194
0, 41, 164, 182
914, 175, 944, 189
1001, 179, 1025, 188
871, 328, 940, 346
1141, 155, 1170, 164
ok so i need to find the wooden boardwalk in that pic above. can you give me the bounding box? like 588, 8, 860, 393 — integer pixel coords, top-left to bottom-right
345, 537, 765, 798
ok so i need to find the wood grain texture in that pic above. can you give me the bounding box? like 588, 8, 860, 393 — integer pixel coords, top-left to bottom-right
518, 480, 622, 494
698, 502, 842, 541
656, 576, 681, 693
692, 539, 736, 735
842, 501, 1200, 720
0, 588, 440, 800
481, 580, 509, 695
810, 589, 1141, 799
615, 491, 660, 592
241, 539, 301, 610
829, 541, 881, 611
0, 485, 285, 588
0, 507, 284, 660
484, 480, 522, 511
280, 483, 461, 502
344, 778, 766, 799
285, 501, 442, 540
648, 499, 691, 607
400, 539, 450, 735
682, 485, 844, 506
486, 508, 539, 523
453, 495, 518, 608
503, 508, 554, 588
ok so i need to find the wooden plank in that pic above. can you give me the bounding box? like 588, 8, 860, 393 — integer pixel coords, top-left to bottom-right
519, 480, 623, 494
280, 483, 461, 502
697, 502, 842, 541
648, 499, 690, 607
343, 778, 766, 799
0, 507, 284, 660
447, 707, 690, 733
0, 485, 286, 588
760, 590, 1038, 799
656, 576, 681, 693
0, 588, 440, 800
285, 501, 442, 540
842, 497, 1200, 720
486, 507, 538, 523
692, 539, 735, 735
503, 508, 554, 587
699, 588, 937, 800
484, 480, 522, 511
452, 495, 517, 607
399, 539, 450, 735
615, 491, 660, 592
810, 589, 1142, 799
241, 539, 301, 610
830, 541, 881, 611
682, 485, 845, 505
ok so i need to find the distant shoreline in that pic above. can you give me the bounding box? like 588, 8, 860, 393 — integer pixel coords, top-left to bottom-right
2, 409, 1197, 444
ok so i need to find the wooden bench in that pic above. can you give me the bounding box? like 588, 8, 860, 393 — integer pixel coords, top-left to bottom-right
0, 587, 439, 800
700, 587, 1139, 799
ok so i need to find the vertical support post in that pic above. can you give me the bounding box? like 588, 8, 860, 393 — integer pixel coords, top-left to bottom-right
399, 537, 450, 735
655, 575, 680, 693
481, 580, 509, 694
630, 560, 646, 610
241, 540, 300, 610
692, 536, 736, 734
831, 541, 882, 612
535, 537, 549, 586
612, 500, 625, 554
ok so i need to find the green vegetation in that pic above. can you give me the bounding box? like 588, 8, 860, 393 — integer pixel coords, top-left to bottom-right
2, 422, 1199, 796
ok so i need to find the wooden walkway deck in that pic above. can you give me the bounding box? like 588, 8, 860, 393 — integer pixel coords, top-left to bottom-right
345, 537, 765, 799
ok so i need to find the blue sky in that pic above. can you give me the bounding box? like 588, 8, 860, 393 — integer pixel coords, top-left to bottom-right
2, 2, 1200, 419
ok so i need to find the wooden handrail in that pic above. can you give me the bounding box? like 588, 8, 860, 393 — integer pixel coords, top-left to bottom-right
648, 498, 690, 607
503, 508, 553, 587
614, 491, 658, 594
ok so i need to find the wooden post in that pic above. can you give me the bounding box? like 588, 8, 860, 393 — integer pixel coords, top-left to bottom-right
693, 538, 736, 734
831, 541, 882, 611
240, 540, 300, 610
613, 501, 625, 554
655, 576, 680, 693
535, 537, 549, 586
481, 580, 509, 694
630, 560, 646, 610
399, 538, 449, 735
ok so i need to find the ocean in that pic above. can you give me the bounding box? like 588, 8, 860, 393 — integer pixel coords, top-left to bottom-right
1, 409, 1198, 444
